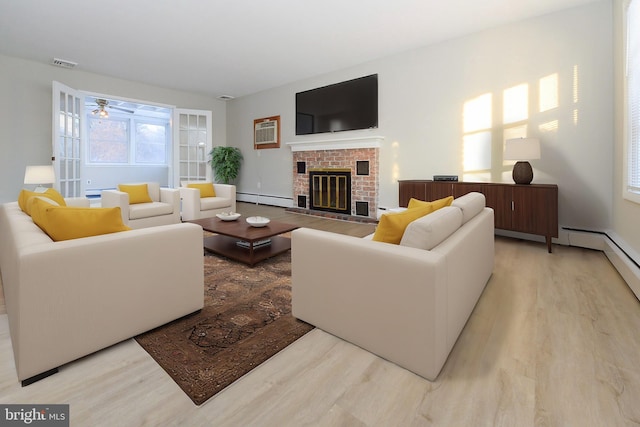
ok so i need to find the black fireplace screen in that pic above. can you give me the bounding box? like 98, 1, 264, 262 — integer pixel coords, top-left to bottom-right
308, 169, 351, 214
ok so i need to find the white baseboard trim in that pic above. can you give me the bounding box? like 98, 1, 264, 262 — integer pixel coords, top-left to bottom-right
236, 192, 294, 208
564, 228, 640, 301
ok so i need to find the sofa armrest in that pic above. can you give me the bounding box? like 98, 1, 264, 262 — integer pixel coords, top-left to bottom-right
291, 228, 449, 380
212, 184, 236, 212
212, 184, 235, 200
100, 190, 129, 224
179, 187, 200, 220
159, 187, 180, 211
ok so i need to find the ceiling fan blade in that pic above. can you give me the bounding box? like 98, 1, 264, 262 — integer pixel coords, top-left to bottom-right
110, 105, 135, 114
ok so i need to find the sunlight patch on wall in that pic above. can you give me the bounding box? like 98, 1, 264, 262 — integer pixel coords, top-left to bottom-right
539, 120, 559, 133
392, 140, 400, 181
503, 84, 528, 124
463, 93, 492, 133
464, 131, 492, 171
539, 74, 559, 112
573, 65, 580, 125
463, 172, 491, 181
463, 94, 492, 174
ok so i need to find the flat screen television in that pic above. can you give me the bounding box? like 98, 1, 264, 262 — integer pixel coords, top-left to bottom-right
296, 74, 378, 135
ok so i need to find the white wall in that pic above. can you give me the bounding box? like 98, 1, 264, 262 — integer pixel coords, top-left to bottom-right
0, 54, 226, 203
227, 1, 613, 233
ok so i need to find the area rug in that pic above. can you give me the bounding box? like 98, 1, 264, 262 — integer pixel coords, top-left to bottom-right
134, 250, 313, 405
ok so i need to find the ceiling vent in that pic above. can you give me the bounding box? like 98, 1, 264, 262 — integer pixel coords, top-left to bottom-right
51, 58, 78, 69
217, 95, 234, 101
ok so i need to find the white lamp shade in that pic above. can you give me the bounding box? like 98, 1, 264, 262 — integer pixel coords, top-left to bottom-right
24, 165, 55, 185
504, 137, 541, 161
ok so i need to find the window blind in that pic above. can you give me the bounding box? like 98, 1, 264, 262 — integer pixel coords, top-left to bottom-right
628, 0, 640, 193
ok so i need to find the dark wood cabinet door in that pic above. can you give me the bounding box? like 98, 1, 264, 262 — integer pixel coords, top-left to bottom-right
452, 183, 483, 198
512, 185, 558, 238
426, 182, 454, 200
399, 181, 427, 207
482, 184, 512, 230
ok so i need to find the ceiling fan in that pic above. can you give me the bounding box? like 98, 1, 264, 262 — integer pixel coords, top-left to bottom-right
89, 98, 135, 118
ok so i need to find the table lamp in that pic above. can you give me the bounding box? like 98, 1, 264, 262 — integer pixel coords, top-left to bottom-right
504, 138, 540, 185
24, 165, 55, 192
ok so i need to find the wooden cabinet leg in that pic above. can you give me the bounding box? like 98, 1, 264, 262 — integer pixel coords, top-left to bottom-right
546, 236, 553, 253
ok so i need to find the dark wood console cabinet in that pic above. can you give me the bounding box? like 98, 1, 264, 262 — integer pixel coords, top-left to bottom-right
398, 180, 558, 253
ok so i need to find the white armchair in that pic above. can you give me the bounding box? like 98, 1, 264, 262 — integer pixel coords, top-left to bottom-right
101, 182, 180, 229
179, 181, 236, 221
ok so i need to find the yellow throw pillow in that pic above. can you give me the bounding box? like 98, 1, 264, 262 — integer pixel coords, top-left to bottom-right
407, 196, 453, 211
30, 197, 131, 241
187, 182, 216, 198
372, 205, 434, 244
118, 184, 152, 204
18, 188, 66, 215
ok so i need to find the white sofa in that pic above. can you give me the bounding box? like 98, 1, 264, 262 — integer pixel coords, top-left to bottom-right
292, 192, 494, 381
179, 181, 236, 221
0, 200, 204, 385
101, 182, 181, 229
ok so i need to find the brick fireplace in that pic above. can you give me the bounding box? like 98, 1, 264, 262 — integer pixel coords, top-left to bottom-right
287, 136, 383, 219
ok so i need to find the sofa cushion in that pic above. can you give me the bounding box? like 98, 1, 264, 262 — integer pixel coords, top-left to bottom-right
118, 184, 153, 204
30, 197, 130, 241
400, 206, 463, 250
18, 188, 66, 215
200, 197, 232, 211
407, 195, 453, 211
372, 204, 433, 244
451, 192, 486, 224
187, 182, 216, 198
128, 202, 174, 220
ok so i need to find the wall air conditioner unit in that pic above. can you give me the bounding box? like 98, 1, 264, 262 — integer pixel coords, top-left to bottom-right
255, 119, 278, 145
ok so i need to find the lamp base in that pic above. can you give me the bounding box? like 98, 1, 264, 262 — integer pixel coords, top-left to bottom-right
512, 161, 534, 185
33, 186, 49, 193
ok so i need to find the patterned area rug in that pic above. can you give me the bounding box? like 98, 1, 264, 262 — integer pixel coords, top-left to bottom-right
134, 250, 313, 405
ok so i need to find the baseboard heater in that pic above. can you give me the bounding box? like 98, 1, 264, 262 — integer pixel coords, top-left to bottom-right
562, 227, 640, 270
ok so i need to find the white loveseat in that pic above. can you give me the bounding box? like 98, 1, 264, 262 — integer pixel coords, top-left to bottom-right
179, 181, 236, 221
0, 200, 204, 385
292, 192, 494, 381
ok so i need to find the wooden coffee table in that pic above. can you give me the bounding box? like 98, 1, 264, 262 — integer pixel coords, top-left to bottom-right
187, 217, 298, 266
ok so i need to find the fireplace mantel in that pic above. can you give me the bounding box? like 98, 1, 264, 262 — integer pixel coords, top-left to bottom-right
286, 135, 384, 152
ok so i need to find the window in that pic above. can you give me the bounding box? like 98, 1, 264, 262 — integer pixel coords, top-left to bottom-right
135, 121, 168, 164
626, 0, 640, 202
87, 115, 169, 165
88, 117, 129, 163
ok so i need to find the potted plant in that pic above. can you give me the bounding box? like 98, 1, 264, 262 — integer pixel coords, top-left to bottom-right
208, 146, 243, 184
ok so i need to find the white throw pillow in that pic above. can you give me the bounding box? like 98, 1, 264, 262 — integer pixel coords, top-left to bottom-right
400, 206, 463, 250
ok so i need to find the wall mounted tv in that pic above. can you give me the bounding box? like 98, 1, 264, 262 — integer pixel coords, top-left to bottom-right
296, 74, 378, 135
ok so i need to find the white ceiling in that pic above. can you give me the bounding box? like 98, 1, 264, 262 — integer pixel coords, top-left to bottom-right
0, 0, 597, 99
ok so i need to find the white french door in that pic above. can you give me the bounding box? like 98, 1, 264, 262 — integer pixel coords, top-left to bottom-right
173, 109, 213, 187
52, 84, 211, 194
52, 81, 83, 197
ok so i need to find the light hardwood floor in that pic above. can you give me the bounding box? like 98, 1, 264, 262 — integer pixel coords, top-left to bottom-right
1, 202, 640, 426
